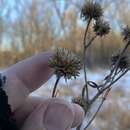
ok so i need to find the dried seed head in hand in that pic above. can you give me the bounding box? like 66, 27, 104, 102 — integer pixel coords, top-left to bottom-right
81, 1, 103, 21
49, 48, 82, 80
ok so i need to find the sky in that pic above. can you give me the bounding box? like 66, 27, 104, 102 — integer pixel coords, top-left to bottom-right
2, 0, 123, 30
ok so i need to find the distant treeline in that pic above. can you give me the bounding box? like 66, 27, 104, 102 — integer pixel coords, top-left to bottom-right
0, 31, 124, 68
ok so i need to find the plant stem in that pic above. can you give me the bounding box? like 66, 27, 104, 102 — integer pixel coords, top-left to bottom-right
113, 42, 129, 74
110, 42, 129, 78
102, 42, 130, 87
82, 51, 129, 130
90, 68, 129, 105
84, 100, 103, 130
76, 124, 82, 130
83, 89, 110, 130
85, 35, 97, 49
83, 18, 91, 101
52, 76, 60, 97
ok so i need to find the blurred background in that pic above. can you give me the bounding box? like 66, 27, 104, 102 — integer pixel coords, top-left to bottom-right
1, 0, 130, 130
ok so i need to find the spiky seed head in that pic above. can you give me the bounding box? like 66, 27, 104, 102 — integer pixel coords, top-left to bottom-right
81, 1, 103, 21
49, 48, 82, 80
93, 19, 110, 37
122, 25, 130, 43
111, 54, 130, 71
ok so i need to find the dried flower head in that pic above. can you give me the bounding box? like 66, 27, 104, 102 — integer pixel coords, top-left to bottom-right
93, 19, 110, 37
122, 25, 130, 43
81, 1, 103, 21
49, 48, 82, 80
111, 54, 130, 71
72, 96, 88, 112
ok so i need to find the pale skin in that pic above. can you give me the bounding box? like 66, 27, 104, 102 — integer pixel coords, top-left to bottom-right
2, 51, 84, 130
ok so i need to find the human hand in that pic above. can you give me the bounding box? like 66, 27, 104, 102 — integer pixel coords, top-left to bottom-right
2, 51, 84, 130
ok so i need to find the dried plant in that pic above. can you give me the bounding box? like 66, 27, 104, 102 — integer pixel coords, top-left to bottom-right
76, 1, 130, 130
49, 48, 82, 97
49, 1, 130, 130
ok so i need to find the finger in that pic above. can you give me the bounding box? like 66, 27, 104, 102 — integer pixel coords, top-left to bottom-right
4, 51, 54, 91
18, 98, 84, 130
14, 96, 71, 128
21, 98, 74, 130
14, 95, 46, 127
71, 104, 85, 128
21, 98, 50, 130
2, 51, 53, 111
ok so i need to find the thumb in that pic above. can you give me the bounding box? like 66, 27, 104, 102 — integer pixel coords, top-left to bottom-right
21, 98, 84, 130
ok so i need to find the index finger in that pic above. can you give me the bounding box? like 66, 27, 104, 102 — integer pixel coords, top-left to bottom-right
2, 51, 54, 110
4, 51, 54, 91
